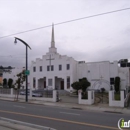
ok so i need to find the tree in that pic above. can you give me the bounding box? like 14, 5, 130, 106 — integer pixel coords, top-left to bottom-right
3, 78, 7, 88
114, 76, 120, 93
71, 81, 81, 94
13, 70, 25, 101
79, 78, 91, 92
71, 77, 91, 95
8, 78, 13, 88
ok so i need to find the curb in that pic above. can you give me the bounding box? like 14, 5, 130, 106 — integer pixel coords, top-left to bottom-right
0, 117, 56, 130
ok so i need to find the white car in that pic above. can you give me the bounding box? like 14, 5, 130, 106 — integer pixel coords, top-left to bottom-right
20, 90, 30, 95
32, 92, 42, 97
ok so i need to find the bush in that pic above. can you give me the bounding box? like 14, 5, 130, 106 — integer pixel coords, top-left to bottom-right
71, 81, 81, 95
114, 92, 120, 100
81, 92, 88, 99
114, 77, 120, 93
3, 78, 7, 88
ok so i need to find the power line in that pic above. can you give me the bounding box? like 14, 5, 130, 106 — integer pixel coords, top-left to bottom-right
0, 7, 130, 39
0, 55, 25, 58
0, 54, 25, 57
0, 57, 25, 58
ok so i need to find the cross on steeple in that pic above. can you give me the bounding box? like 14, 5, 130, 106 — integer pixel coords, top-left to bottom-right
46, 55, 54, 67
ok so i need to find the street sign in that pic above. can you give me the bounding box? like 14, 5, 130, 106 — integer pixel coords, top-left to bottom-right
25, 70, 30, 75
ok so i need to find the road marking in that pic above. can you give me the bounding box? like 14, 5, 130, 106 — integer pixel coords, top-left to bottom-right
0, 109, 118, 130
60, 112, 80, 116
13, 105, 25, 108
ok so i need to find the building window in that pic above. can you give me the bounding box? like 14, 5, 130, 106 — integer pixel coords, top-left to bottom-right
33, 77, 36, 88
67, 64, 70, 70
110, 78, 114, 85
59, 65, 62, 71
48, 79, 52, 86
67, 76, 70, 89
39, 66, 42, 72
47, 66, 50, 71
51, 65, 54, 71
33, 67, 36, 72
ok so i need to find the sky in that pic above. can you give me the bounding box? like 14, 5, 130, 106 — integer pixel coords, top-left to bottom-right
0, 0, 130, 67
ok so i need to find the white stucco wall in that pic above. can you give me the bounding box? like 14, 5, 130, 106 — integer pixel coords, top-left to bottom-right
109, 91, 124, 107
76, 61, 129, 91
30, 52, 77, 91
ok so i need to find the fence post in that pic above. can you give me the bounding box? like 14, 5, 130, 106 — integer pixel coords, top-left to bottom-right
29, 88, 32, 99
53, 90, 57, 102
121, 91, 124, 107
109, 91, 112, 106
78, 90, 82, 104
11, 88, 13, 98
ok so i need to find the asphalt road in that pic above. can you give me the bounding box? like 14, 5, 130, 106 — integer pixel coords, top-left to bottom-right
0, 100, 129, 130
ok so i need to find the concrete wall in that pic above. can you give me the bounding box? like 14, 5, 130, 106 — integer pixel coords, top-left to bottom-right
78, 90, 94, 105
109, 91, 124, 107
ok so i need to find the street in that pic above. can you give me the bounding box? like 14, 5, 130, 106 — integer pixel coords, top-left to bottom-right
0, 100, 129, 130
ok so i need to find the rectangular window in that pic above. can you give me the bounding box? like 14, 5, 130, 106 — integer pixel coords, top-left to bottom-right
67, 64, 70, 70
33, 77, 36, 88
39, 66, 42, 72
47, 66, 50, 71
59, 65, 62, 71
67, 76, 70, 89
33, 67, 36, 72
110, 78, 114, 85
48, 79, 52, 86
51, 65, 54, 71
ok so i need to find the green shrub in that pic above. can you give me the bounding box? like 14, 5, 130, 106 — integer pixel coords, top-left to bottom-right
114, 93, 120, 100
114, 77, 120, 93
81, 92, 88, 99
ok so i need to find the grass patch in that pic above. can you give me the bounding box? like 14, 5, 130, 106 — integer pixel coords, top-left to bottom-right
114, 93, 120, 100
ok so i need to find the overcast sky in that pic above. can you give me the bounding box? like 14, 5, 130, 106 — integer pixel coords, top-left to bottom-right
0, 0, 130, 67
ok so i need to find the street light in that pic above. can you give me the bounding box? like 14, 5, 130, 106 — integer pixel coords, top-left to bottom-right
14, 37, 31, 102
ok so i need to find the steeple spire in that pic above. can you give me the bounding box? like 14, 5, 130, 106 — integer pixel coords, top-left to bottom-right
51, 23, 55, 48
48, 23, 57, 54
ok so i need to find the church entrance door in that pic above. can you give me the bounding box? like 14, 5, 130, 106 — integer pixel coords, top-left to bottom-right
61, 81, 64, 90
44, 81, 46, 88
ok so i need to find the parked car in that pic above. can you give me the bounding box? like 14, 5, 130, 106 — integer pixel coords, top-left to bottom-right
32, 91, 42, 97
20, 89, 30, 95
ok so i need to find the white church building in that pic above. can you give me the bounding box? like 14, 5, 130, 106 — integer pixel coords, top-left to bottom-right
3, 25, 130, 92
29, 25, 130, 91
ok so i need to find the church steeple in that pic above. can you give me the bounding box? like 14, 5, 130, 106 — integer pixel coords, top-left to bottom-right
49, 23, 57, 53
51, 23, 55, 48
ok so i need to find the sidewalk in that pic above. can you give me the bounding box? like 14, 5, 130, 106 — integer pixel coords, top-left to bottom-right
0, 96, 130, 114
0, 120, 46, 130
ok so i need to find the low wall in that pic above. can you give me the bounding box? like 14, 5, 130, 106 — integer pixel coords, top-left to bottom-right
0, 89, 57, 102
78, 91, 94, 105
109, 91, 124, 107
